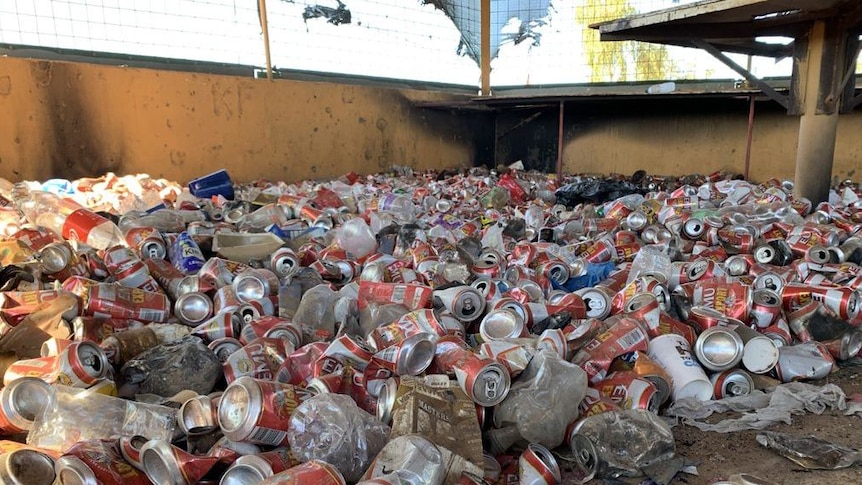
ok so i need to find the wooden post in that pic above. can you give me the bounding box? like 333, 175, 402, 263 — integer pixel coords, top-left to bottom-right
480, 0, 491, 96
259, 0, 274, 80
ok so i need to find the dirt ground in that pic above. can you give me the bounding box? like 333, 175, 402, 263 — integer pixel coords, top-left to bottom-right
670, 363, 862, 485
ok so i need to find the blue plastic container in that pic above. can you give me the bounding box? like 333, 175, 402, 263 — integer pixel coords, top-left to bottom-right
188, 169, 235, 200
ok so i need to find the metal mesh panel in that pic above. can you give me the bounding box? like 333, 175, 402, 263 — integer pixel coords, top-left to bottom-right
0, 0, 263, 66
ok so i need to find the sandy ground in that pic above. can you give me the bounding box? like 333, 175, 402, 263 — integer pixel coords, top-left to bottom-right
670, 364, 862, 485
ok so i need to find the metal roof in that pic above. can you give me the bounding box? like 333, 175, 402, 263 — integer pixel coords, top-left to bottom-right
593, 0, 862, 58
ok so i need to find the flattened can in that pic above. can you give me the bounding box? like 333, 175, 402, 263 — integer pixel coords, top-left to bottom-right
774, 341, 835, 382
85, 284, 170, 322
217, 376, 312, 446
139, 439, 219, 485
257, 460, 345, 485
56, 439, 152, 485
0, 377, 53, 434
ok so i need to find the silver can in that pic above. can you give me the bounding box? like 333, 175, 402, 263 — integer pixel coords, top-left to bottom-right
376, 377, 399, 424
478, 309, 525, 341
694, 326, 745, 372
174, 291, 214, 327
220, 449, 298, 485
38, 241, 74, 274
54, 456, 97, 485
208, 337, 244, 364
574, 286, 612, 319
217, 376, 310, 446
0, 449, 55, 485
179, 394, 220, 436
0, 377, 53, 434
232, 268, 280, 303
268, 247, 300, 280
361, 434, 445, 485
57, 341, 110, 388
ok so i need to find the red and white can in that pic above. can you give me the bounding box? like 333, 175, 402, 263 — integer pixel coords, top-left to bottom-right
431, 336, 511, 407
595, 370, 660, 412
85, 284, 170, 322
258, 460, 345, 485
56, 439, 152, 485
217, 377, 312, 446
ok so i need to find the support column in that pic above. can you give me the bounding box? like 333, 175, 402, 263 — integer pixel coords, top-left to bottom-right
793, 20, 843, 204
480, 0, 491, 96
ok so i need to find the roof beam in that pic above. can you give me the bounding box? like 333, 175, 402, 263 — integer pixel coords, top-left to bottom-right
692, 39, 789, 109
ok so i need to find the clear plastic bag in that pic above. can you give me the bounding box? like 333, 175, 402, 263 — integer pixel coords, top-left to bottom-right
493, 349, 587, 448
287, 393, 390, 483
293, 284, 338, 337
27, 385, 177, 452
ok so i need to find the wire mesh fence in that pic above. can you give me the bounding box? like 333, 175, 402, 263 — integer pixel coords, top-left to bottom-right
0, 0, 853, 88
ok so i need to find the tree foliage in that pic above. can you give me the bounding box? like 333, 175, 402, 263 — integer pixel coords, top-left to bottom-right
575, 0, 676, 82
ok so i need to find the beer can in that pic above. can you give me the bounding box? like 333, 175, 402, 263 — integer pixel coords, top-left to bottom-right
38, 241, 74, 274
477, 341, 533, 377
209, 337, 244, 364
223, 338, 290, 383
139, 439, 219, 485
693, 326, 744, 372
536, 327, 568, 360
375, 377, 399, 425
258, 460, 345, 485
0, 448, 55, 485
198, 257, 250, 289
263, 323, 304, 351
267, 247, 300, 280
370, 332, 437, 377
217, 376, 312, 446
574, 286, 613, 319
220, 449, 300, 485
124, 226, 167, 260
178, 394, 220, 436
710, 369, 755, 399
774, 341, 835, 382
432, 286, 486, 324
213, 286, 243, 315
55, 341, 110, 388
623, 293, 661, 336
361, 435, 445, 485
478, 308, 525, 341
0, 377, 53, 434
56, 439, 152, 485
168, 231, 206, 275
724, 254, 752, 277
233, 268, 280, 303
119, 435, 147, 471
518, 443, 561, 485
432, 337, 511, 407
595, 371, 660, 412
100, 326, 160, 368
749, 288, 782, 328
821, 328, 862, 361
174, 291, 214, 326
85, 284, 171, 322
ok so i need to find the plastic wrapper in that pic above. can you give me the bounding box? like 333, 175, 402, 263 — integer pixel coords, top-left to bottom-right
293, 284, 338, 337
287, 393, 390, 482
493, 349, 587, 448
756, 431, 862, 470
359, 303, 410, 338
121, 335, 221, 397
626, 245, 671, 285
569, 409, 675, 480
27, 385, 176, 452
667, 382, 846, 432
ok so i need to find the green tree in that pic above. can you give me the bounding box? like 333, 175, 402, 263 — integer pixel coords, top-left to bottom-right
575, 0, 676, 83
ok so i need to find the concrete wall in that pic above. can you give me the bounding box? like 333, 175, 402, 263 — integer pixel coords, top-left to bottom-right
2, 55, 859, 186
0, 57, 492, 184
497, 96, 862, 184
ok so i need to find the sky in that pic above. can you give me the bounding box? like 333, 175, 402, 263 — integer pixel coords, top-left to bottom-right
0, 0, 800, 87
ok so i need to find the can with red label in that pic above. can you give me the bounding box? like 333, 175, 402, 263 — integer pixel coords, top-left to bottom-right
85, 284, 170, 322
314, 334, 376, 378
782, 283, 860, 321
123, 226, 167, 260
595, 371, 659, 413
220, 448, 301, 484
710, 368, 755, 399
217, 376, 313, 446
749, 288, 782, 328
56, 439, 152, 485
223, 338, 291, 383
139, 439, 220, 485
431, 336, 511, 407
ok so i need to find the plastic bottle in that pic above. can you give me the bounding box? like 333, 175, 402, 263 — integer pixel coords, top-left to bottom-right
15, 191, 125, 250
376, 193, 416, 222
237, 204, 293, 232
336, 218, 377, 258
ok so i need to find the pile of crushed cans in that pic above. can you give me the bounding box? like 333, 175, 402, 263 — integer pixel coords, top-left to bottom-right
0, 164, 860, 485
